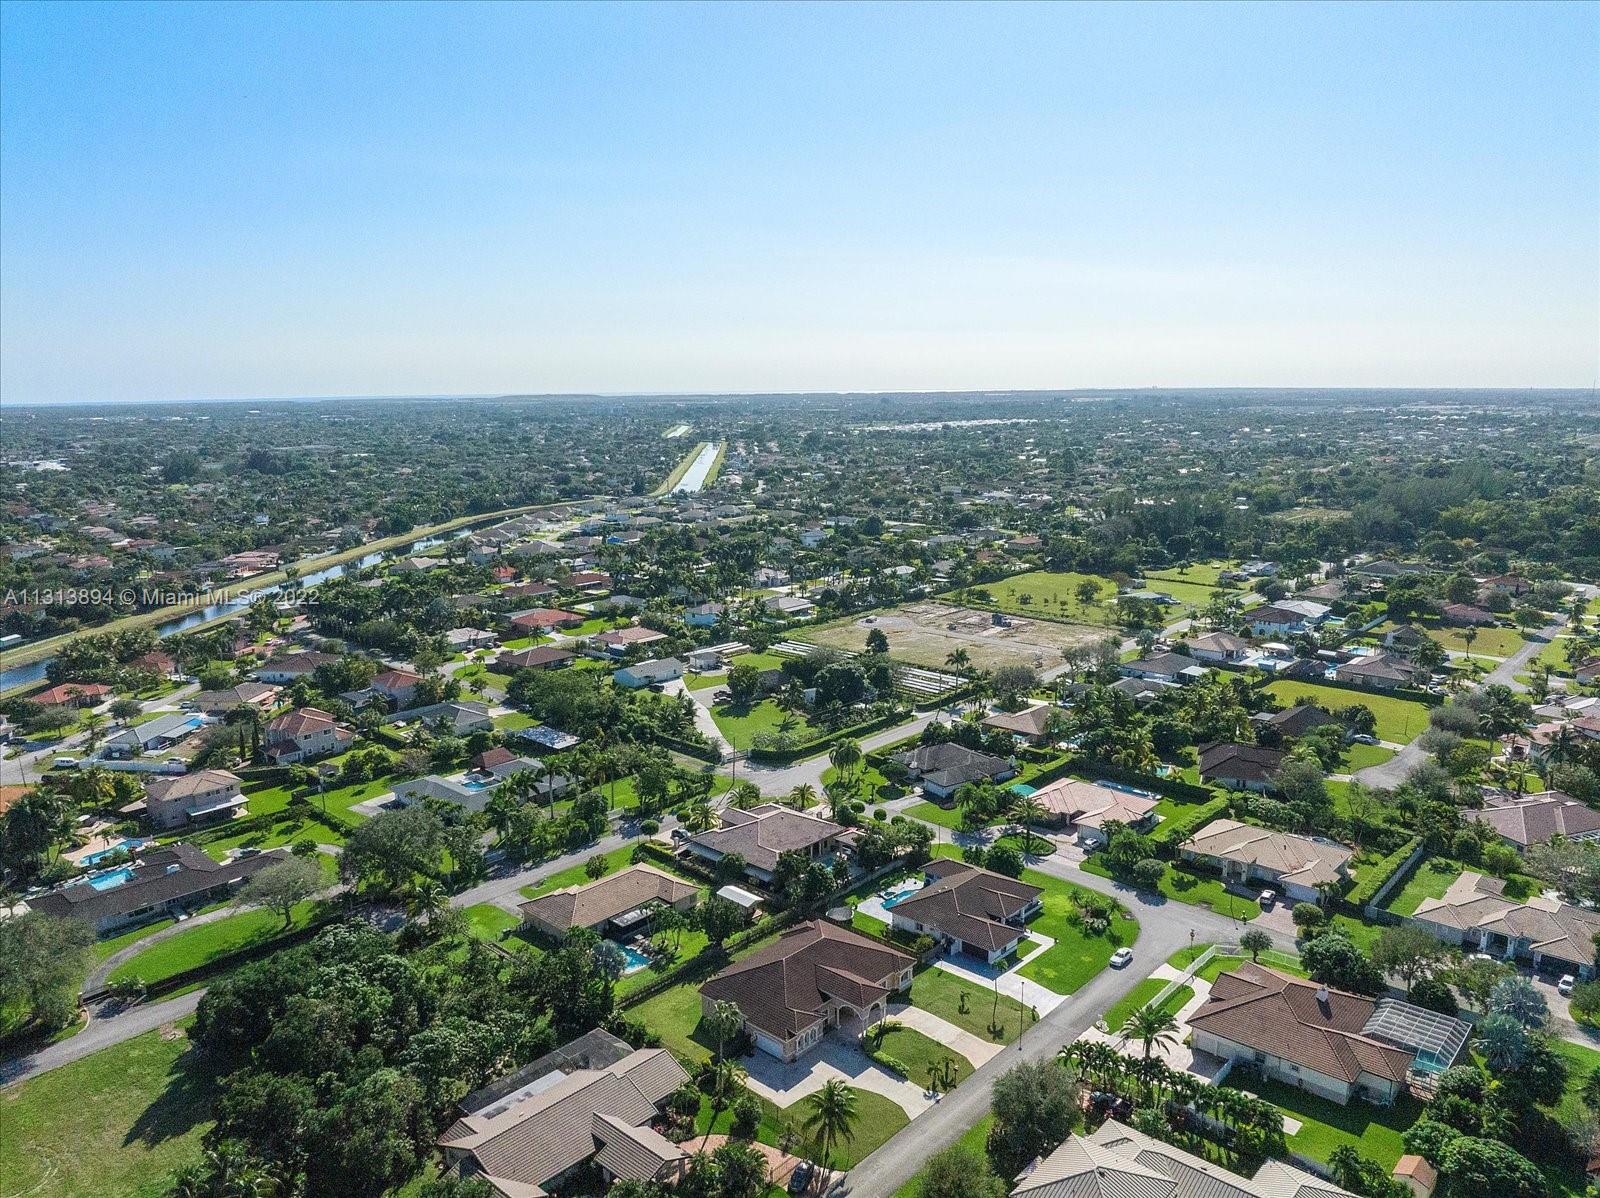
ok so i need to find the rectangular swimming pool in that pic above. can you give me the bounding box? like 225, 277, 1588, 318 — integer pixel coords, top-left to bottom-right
88, 867, 135, 891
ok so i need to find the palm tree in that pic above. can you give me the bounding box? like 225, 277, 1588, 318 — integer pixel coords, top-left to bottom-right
81, 710, 106, 752
705, 999, 745, 1061
1009, 792, 1048, 856
828, 738, 863, 782
407, 878, 446, 923
728, 780, 762, 810
802, 1079, 859, 1176
1119, 1003, 1180, 1059
925, 1056, 959, 1096
787, 782, 818, 810
945, 648, 971, 676
702, 1058, 748, 1146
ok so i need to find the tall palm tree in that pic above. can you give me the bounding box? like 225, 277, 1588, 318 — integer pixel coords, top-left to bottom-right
702, 1059, 748, 1147
1119, 1003, 1180, 1060
828, 738, 863, 782
945, 648, 971, 676
1009, 793, 1048, 855
407, 878, 446, 923
802, 1079, 859, 1176
787, 782, 818, 810
728, 780, 762, 810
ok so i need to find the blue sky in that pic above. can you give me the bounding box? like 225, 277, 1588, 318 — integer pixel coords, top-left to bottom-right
2, 1, 1596, 402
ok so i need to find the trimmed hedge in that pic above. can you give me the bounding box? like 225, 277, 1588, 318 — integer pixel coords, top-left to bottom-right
655, 732, 720, 763
1346, 836, 1423, 910
746, 709, 909, 764
1150, 797, 1229, 853
1070, 757, 1215, 803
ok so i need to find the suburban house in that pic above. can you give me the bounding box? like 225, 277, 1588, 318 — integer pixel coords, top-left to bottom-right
143, 769, 249, 829
1118, 652, 1208, 685
1574, 657, 1600, 686
192, 682, 280, 714
494, 645, 575, 672
1251, 704, 1339, 742
980, 704, 1059, 745
1196, 742, 1285, 792
1186, 963, 1469, 1105
1441, 602, 1496, 627
684, 601, 725, 627
26, 843, 290, 935
31, 682, 111, 708
369, 668, 424, 708
1179, 818, 1352, 902
131, 650, 182, 678
613, 657, 684, 689
593, 626, 669, 657
1247, 601, 1330, 638
888, 859, 1042, 963
519, 865, 699, 942
1383, 625, 1430, 652
680, 804, 850, 884
391, 701, 494, 735
1331, 653, 1426, 692
101, 711, 206, 758
1463, 790, 1600, 850
698, 921, 914, 1061
762, 594, 816, 619
1014, 1119, 1357, 1198
1028, 777, 1159, 846
509, 607, 586, 634
895, 742, 1015, 801
1186, 630, 1252, 664
513, 724, 582, 752
262, 706, 354, 764
1408, 871, 1600, 980
252, 651, 340, 683
438, 1037, 690, 1198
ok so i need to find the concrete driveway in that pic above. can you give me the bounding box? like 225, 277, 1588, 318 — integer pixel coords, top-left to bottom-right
739, 1034, 934, 1119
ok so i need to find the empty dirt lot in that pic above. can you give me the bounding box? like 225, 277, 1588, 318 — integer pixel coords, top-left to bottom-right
803, 601, 1115, 672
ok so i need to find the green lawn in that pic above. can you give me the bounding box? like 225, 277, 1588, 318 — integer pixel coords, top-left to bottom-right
201, 812, 346, 859
243, 773, 397, 822
1340, 742, 1395, 771
1382, 855, 1539, 917
954, 570, 1120, 625
891, 1114, 996, 1198
1103, 979, 1194, 1032
107, 899, 325, 986
94, 917, 176, 959
906, 965, 1032, 1044
1224, 1073, 1422, 1169
1008, 861, 1141, 993
867, 1021, 975, 1088
518, 844, 642, 899
0, 1020, 221, 1198
1195, 950, 1307, 982
1262, 680, 1431, 744
1080, 856, 1258, 922
695, 1087, 909, 1171
1144, 562, 1237, 588
709, 698, 816, 750
461, 903, 541, 954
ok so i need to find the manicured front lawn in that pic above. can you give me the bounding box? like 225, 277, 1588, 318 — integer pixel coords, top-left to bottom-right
709, 698, 816, 750
904, 800, 975, 830
1382, 855, 1539, 917
906, 964, 1031, 1044
94, 917, 176, 959
107, 899, 325, 986
695, 1088, 909, 1171
461, 903, 541, 954
1224, 1072, 1422, 1169
0, 1020, 221, 1198
1341, 742, 1395, 771
1195, 949, 1307, 982
1263, 680, 1431, 744
867, 1021, 974, 1088
1103, 979, 1193, 1032
519, 844, 641, 899
1080, 856, 1258, 922
201, 812, 346, 859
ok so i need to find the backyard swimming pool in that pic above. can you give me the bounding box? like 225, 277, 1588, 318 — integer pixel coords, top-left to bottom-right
87, 867, 135, 891
620, 943, 652, 973
879, 881, 925, 909
81, 837, 151, 866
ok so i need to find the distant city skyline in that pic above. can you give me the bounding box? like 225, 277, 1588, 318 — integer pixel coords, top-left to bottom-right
2, 0, 1596, 403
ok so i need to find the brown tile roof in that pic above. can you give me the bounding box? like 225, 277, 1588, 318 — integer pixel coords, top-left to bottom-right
1180, 819, 1350, 888
497, 646, 575, 670
1029, 778, 1158, 829
1186, 963, 1412, 1085
699, 921, 913, 1043
264, 706, 338, 739
1197, 741, 1285, 784
685, 804, 845, 873
981, 706, 1055, 737
892, 860, 1041, 951
518, 865, 698, 934
1464, 791, 1600, 848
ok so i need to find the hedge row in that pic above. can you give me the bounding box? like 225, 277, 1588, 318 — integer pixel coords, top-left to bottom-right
1069, 757, 1215, 803
655, 733, 721, 764
1345, 836, 1424, 911
1149, 797, 1229, 852
745, 709, 909, 764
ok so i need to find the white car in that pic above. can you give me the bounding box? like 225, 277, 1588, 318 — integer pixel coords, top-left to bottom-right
1109, 947, 1134, 969
1557, 974, 1576, 996
1258, 890, 1277, 908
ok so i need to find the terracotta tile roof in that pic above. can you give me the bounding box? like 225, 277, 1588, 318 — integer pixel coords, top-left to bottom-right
1029, 778, 1157, 829
699, 921, 912, 1043
892, 860, 1041, 951
1186, 963, 1412, 1085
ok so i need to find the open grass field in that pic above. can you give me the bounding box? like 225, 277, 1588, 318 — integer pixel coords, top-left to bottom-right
805, 600, 1110, 673
461, 903, 541, 954
956, 570, 1121, 623
709, 697, 817, 750
1262, 679, 1431, 744
1143, 562, 1237, 588
1224, 1073, 1422, 1169
200, 811, 346, 859
107, 898, 326, 986
0, 1020, 221, 1198
1374, 618, 1527, 659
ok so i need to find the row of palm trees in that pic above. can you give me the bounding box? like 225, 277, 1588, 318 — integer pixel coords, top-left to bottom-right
1059, 1040, 1287, 1164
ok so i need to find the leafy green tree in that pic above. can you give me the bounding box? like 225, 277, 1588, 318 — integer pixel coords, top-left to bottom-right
238, 855, 324, 928
918, 1145, 1008, 1198
0, 911, 94, 1031
989, 1059, 1081, 1176
339, 806, 445, 893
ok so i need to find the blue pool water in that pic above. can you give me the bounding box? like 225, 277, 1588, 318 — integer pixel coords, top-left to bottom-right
1008, 782, 1037, 797
461, 779, 491, 791
620, 944, 652, 972
81, 838, 150, 866
880, 883, 923, 909
88, 867, 135, 890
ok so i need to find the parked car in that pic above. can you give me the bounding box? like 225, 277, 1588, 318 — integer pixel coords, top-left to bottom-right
1258, 890, 1277, 908
52, 756, 79, 769
1349, 733, 1380, 746
788, 1161, 814, 1194
1557, 974, 1576, 996
1109, 947, 1134, 969
669, 828, 689, 842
